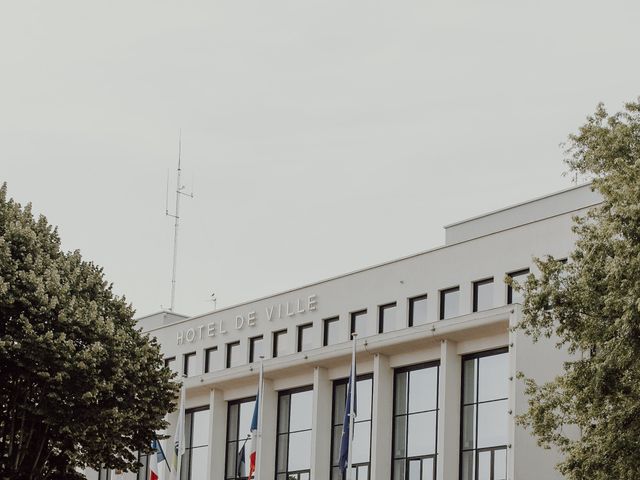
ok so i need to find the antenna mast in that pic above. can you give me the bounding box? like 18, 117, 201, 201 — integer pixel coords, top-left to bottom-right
166, 132, 194, 311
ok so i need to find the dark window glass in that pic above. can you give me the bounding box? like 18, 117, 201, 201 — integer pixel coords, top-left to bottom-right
379, 302, 398, 333
439, 287, 460, 320
276, 387, 313, 479
507, 269, 529, 305
409, 295, 428, 327
460, 349, 509, 480
330, 375, 373, 479
226, 342, 241, 368
297, 324, 313, 352
180, 407, 210, 480
204, 347, 218, 373
165, 357, 179, 376
393, 362, 439, 480
323, 317, 340, 346
273, 329, 287, 358
350, 310, 368, 338
225, 397, 256, 479
249, 336, 264, 363
473, 278, 494, 312
183, 352, 197, 377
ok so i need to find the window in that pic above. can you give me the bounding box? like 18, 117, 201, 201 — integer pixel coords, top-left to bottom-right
225, 397, 256, 480
249, 336, 264, 363
181, 408, 210, 480
323, 317, 340, 346
393, 362, 439, 480
98, 468, 111, 480
379, 302, 398, 333
276, 387, 313, 480
439, 287, 460, 320
297, 324, 313, 352
473, 278, 494, 312
204, 347, 218, 374
273, 329, 287, 358
461, 349, 509, 480
226, 342, 241, 368
507, 269, 529, 305
183, 352, 197, 377
330, 375, 373, 480
350, 310, 368, 338
165, 357, 179, 376
409, 295, 428, 327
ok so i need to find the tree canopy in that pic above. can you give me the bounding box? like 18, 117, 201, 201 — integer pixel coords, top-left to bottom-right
512, 99, 640, 479
0, 184, 177, 479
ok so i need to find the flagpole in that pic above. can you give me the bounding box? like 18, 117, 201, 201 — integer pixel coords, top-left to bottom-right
256, 357, 264, 480
346, 332, 357, 480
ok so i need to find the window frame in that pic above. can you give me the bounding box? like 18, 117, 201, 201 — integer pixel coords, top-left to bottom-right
226, 341, 241, 369
272, 329, 287, 358
182, 406, 210, 480
204, 346, 218, 374
350, 309, 367, 338
408, 294, 428, 327
378, 302, 398, 334
439, 286, 460, 320
472, 278, 494, 313
183, 351, 196, 377
506, 268, 529, 305
249, 335, 264, 363
297, 323, 313, 353
275, 385, 314, 480
225, 396, 256, 480
323, 316, 340, 347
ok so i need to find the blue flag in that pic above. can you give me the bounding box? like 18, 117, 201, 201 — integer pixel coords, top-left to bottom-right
339, 369, 357, 478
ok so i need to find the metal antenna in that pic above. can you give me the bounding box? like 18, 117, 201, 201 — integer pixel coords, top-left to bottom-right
166, 131, 194, 311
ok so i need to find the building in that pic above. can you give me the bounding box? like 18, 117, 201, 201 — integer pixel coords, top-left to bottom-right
87, 183, 601, 480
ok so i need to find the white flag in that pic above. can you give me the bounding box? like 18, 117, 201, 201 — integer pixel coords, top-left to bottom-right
172, 383, 186, 480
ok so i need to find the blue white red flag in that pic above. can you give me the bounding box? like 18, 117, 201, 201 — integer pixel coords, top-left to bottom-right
339, 368, 357, 478
248, 394, 259, 478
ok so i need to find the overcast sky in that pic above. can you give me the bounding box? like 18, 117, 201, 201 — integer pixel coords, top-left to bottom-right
1, 1, 638, 317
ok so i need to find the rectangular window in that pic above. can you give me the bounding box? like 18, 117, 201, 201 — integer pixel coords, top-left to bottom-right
392, 362, 440, 480
273, 329, 287, 358
297, 323, 313, 352
409, 294, 428, 327
183, 352, 197, 377
276, 387, 314, 480
460, 349, 509, 480
378, 302, 398, 333
440, 287, 460, 320
226, 342, 241, 369
330, 375, 373, 480
225, 397, 256, 480
182, 407, 210, 480
473, 278, 494, 312
350, 310, 368, 338
204, 347, 218, 374
165, 356, 179, 376
507, 269, 529, 305
323, 317, 340, 347
249, 336, 264, 363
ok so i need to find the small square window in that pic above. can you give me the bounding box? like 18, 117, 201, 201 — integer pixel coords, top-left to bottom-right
440, 287, 460, 320
350, 310, 367, 338
473, 278, 494, 312
226, 341, 241, 368
249, 336, 264, 363
378, 302, 398, 333
507, 269, 529, 305
164, 356, 178, 376
297, 324, 313, 352
408, 294, 428, 327
204, 347, 217, 373
183, 352, 197, 377
323, 317, 340, 346
273, 329, 287, 358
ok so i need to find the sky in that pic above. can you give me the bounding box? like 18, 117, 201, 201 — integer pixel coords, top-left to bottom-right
1, 1, 639, 318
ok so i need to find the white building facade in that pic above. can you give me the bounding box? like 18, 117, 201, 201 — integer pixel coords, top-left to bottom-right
88, 184, 601, 480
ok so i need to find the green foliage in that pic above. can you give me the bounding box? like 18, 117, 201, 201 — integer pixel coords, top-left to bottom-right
510, 99, 640, 479
0, 184, 177, 479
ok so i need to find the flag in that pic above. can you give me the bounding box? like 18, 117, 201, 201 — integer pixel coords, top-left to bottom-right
150, 436, 169, 480
339, 368, 357, 478
172, 383, 186, 479
237, 443, 246, 478
248, 395, 259, 478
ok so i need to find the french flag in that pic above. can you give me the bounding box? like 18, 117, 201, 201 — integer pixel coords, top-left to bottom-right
149, 436, 168, 480
248, 393, 259, 478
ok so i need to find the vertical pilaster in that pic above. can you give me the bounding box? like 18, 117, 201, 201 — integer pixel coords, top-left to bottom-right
209, 388, 226, 480
371, 353, 393, 480
311, 366, 332, 480
437, 339, 461, 480
257, 378, 277, 480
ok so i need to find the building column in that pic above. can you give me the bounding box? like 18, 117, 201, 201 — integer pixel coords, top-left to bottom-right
371, 353, 393, 480
257, 377, 277, 480
437, 339, 461, 480
311, 366, 332, 480
208, 388, 226, 480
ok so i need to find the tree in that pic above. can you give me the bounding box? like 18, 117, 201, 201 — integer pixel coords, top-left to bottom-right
0, 184, 177, 479
510, 99, 640, 479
